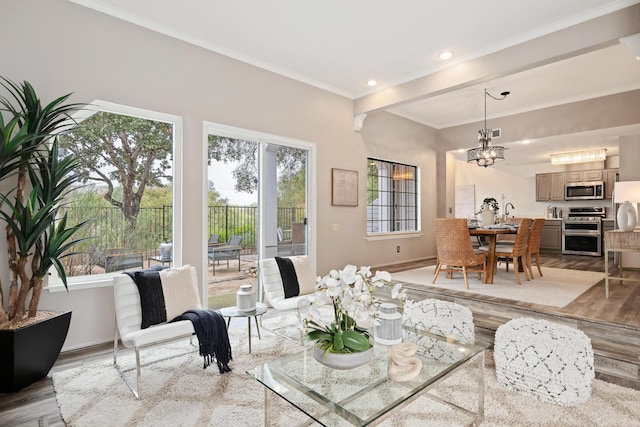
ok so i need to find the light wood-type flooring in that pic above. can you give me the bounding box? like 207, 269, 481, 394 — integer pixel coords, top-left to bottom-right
1, 253, 639, 426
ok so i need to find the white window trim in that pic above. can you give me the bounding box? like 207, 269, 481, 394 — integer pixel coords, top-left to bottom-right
365, 231, 423, 241
45, 100, 183, 292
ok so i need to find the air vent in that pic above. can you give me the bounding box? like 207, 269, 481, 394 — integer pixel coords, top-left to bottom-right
491, 128, 501, 139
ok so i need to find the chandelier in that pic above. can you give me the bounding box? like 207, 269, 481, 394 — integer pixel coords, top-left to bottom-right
550, 148, 606, 165
467, 89, 510, 167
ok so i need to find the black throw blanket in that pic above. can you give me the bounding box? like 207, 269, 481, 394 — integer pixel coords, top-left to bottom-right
172, 310, 233, 373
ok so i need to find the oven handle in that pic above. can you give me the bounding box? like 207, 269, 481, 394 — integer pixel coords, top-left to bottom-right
562, 230, 601, 236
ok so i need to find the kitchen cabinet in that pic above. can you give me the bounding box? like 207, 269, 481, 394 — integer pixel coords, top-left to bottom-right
540, 220, 562, 253
565, 169, 603, 183
536, 173, 565, 201
604, 168, 619, 199
536, 168, 618, 201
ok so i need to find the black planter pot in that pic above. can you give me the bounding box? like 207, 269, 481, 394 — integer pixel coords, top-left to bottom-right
0, 310, 72, 393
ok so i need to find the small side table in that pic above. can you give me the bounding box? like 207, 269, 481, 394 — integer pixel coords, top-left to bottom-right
219, 302, 268, 353
604, 230, 640, 298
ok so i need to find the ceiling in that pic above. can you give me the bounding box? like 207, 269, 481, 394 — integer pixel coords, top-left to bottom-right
71, 0, 640, 165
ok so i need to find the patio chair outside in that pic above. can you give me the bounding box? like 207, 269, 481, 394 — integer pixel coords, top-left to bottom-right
208, 235, 243, 274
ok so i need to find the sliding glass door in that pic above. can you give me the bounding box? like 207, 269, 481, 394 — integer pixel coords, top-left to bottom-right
204, 123, 312, 309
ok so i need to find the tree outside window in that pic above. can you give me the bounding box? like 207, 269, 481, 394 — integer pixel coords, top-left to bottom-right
56, 109, 176, 277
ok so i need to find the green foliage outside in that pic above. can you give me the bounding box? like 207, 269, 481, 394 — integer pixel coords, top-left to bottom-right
367, 161, 379, 205
56, 120, 306, 277
58, 111, 173, 246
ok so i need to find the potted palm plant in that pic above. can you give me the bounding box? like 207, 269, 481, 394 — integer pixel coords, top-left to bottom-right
0, 77, 89, 392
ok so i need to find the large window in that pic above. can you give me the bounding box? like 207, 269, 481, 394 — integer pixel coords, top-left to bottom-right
48, 101, 182, 290
367, 158, 418, 234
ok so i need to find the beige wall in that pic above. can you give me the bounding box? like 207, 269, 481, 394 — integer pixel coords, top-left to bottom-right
1, 0, 436, 349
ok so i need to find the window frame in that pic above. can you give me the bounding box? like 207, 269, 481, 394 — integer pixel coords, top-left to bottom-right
46, 100, 183, 292
365, 157, 421, 240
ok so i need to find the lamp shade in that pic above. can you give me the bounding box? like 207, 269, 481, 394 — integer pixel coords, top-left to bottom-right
614, 181, 640, 232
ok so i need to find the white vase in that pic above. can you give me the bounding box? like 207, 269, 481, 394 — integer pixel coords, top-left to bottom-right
478, 206, 496, 227
617, 201, 637, 232
312, 345, 374, 370
236, 285, 256, 312
374, 303, 403, 345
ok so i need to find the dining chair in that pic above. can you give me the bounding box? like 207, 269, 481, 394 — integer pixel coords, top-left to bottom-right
494, 218, 533, 285
525, 218, 545, 279
432, 218, 487, 289
496, 217, 524, 244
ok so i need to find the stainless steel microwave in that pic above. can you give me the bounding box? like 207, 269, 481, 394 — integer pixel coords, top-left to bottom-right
565, 181, 604, 200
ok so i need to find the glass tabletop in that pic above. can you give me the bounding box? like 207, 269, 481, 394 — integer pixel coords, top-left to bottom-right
219, 302, 268, 318
247, 326, 487, 426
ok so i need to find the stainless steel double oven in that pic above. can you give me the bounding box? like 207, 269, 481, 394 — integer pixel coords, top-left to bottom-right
562, 207, 605, 257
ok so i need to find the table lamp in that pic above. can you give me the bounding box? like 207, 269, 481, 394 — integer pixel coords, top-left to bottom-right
614, 181, 640, 232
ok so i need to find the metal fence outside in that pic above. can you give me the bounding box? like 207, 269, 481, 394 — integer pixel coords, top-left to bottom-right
60, 205, 305, 276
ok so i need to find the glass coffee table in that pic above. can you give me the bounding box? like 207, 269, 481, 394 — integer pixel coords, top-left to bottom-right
219, 302, 268, 353
247, 326, 487, 426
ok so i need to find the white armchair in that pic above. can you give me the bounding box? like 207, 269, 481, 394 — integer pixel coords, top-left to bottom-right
113, 265, 200, 399
259, 256, 316, 311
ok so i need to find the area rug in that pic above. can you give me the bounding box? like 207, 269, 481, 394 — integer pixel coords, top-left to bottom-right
391, 266, 604, 308
53, 327, 640, 426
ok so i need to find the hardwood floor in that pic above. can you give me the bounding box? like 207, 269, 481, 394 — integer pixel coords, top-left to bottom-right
384, 253, 640, 329
1, 253, 638, 426
384, 253, 640, 390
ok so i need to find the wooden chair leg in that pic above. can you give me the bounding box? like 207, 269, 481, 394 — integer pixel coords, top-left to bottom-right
535, 253, 543, 276
526, 253, 534, 279
432, 263, 443, 283
513, 257, 522, 285
524, 258, 531, 281
462, 266, 470, 289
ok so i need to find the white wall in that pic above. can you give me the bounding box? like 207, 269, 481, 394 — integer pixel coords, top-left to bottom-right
1, 0, 437, 350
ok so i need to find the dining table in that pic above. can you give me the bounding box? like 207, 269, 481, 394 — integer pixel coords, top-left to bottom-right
469, 227, 517, 284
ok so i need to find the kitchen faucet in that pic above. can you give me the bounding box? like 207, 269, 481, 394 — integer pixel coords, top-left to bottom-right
504, 203, 515, 221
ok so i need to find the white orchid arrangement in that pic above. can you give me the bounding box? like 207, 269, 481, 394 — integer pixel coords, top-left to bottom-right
305, 265, 407, 354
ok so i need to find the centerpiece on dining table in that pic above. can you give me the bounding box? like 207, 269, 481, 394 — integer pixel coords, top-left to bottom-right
477, 197, 500, 227
304, 264, 406, 369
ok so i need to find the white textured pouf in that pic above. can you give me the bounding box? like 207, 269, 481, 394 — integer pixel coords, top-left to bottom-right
403, 299, 475, 363
494, 317, 594, 406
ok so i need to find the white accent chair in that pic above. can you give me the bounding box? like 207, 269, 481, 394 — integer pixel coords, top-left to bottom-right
259, 256, 317, 311
113, 266, 198, 399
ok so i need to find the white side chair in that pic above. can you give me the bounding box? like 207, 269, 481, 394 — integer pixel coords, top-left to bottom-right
259, 256, 317, 311
259, 256, 321, 344
113, 266, 199, 399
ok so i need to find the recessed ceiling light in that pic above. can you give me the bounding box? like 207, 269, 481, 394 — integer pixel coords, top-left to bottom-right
438, 51, 453, 60
521, 140, 531, 144
366, 79, 377, 87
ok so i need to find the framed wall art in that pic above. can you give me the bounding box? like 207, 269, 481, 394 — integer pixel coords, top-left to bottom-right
331, 168, 358, 206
